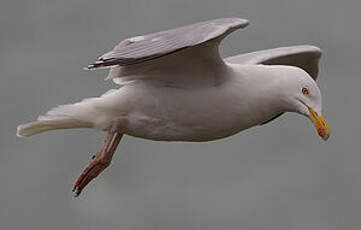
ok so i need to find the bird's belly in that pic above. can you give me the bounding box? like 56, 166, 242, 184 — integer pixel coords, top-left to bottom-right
122, 101, 257, 142
124, 114, 249, 142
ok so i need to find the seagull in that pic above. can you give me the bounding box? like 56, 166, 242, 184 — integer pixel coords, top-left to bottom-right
17, 18, 330, 197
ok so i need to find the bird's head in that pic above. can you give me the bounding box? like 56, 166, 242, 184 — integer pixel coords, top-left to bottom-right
279, 67, 330, 141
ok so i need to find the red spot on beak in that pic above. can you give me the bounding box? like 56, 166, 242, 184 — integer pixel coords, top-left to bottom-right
317, 127, 323, 137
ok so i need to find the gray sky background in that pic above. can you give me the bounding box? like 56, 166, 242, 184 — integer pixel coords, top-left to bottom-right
1, 0, 360, 229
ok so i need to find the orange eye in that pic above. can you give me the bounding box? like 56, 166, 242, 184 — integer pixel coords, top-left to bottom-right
302, 87, 310, 95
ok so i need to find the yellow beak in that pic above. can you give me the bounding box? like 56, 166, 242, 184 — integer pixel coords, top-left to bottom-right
308, 107, 330, 141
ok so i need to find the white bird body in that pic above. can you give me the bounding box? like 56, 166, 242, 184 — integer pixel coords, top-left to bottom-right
107, 64, 291, 142
16, 63, 313, 141
26, 63, 305, 142
16, 18, 330, 196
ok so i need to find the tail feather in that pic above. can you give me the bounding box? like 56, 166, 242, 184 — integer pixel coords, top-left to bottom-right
17, 119, 92, 137
17, 89, 121, 137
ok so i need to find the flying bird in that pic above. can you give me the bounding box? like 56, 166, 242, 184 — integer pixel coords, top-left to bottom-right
17, 18, 330, 197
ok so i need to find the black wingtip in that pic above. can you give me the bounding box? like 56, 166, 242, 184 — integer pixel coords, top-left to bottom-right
83, 64, 96, 70
83, 60, 107, 70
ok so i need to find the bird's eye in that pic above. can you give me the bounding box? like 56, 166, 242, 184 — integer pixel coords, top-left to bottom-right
302, 87, 310, 95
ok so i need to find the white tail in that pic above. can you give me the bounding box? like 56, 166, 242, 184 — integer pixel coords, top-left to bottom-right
17, 119, 92, 137
16, 89, 122, 137
17, 100, 98, 137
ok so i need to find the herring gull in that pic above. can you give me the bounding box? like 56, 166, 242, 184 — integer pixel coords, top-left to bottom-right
17, 18, 330, 197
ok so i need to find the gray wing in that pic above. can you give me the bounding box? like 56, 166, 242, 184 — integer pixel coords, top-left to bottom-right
225, 45, 322, 79
87, 18, 249, 69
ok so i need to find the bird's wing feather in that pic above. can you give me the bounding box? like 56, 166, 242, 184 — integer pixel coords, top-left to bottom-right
225, 45, 322, 79
86, 18, 248, 69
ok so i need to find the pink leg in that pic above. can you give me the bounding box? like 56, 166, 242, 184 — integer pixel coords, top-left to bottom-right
72, 131, 123, 197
